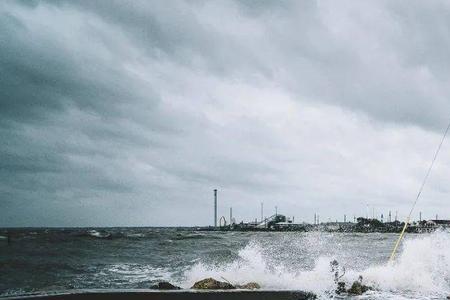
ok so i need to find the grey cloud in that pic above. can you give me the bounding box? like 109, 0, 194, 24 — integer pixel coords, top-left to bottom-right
64, 0, 450, 131
2, 0, 450, 226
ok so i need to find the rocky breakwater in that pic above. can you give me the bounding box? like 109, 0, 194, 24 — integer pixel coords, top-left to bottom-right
149, 278, 261, 291
150, 278, 316, 300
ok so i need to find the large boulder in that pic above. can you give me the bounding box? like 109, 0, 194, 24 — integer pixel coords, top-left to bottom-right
236, 282, 261, 289
150, 281, 181, 290
191, 278, 235, 290
347, 280, 371, 295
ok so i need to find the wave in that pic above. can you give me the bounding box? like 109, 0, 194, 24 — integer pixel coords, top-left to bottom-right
173, 233, 220, 240
86, 230, 112, 239
182, 231, 450, 299
103, 264, 174, 285
360, 230, 450, 296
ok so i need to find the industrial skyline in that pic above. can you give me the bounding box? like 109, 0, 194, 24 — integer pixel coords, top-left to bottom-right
211, 189, 441, 228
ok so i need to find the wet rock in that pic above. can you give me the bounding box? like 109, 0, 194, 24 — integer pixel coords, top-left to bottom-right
235, 282, 261, 289
335, 281, 346, 294
347, 280, 371, 295
150, 281, 181, 290
191, 278, 235, 290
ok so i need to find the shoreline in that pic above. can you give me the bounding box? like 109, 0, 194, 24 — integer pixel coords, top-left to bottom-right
0, 289, 316, 300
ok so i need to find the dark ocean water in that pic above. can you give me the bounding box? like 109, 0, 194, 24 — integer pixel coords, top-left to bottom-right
0, 228, 449, 299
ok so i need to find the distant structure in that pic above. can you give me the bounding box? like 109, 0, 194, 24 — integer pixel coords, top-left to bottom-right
219, 216, 226, 227
214, 189, 218, 227
229, 207, 233, 225
260, 202, 264, 223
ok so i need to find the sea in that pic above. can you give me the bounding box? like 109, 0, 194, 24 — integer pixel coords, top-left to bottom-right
0, 228, 449, 299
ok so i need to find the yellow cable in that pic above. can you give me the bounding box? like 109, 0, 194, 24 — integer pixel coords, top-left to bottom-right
389, 217, 409, 262
388, 118, 450, 263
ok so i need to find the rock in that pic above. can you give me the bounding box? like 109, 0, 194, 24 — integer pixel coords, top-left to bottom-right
347, 280, 371, 295
335, 281, 346, 294
150, 281, 181, 290
191, 278, 235, 290
236, 282, 261, 289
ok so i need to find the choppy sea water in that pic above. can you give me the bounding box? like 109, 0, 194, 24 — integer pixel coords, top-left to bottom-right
0, 228, 449, 299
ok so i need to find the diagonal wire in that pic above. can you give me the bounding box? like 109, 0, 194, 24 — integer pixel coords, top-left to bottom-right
389, 118, 450, 262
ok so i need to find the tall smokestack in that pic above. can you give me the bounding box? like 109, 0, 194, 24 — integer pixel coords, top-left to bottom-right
230, 207, 233, 225
214, 189, 217, 227
260, 202, 264, 223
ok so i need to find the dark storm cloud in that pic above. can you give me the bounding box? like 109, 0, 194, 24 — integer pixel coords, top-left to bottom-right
2, 0, 450, 226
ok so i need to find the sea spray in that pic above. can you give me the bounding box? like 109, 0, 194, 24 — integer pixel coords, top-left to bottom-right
183, 231, 450, 299
183, 241, 336, 294
360, 230, 450, 296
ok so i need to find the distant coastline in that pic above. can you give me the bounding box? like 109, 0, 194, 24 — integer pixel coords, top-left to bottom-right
196, 217, 450, 234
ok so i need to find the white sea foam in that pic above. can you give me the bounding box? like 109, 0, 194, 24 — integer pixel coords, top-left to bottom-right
182, 231, 450, 299
183, 241, 335, 294
359, 231, 450, 297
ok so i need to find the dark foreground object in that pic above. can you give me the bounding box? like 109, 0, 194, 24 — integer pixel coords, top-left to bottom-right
1, 289, 316, 300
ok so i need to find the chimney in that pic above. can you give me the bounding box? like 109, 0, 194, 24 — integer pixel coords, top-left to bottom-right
214, 189, 217, 227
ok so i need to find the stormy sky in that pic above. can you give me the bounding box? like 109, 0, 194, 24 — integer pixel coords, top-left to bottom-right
2, 0, 450, 227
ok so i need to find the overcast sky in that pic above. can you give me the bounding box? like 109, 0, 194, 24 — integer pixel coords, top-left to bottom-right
2, 0, 450, 227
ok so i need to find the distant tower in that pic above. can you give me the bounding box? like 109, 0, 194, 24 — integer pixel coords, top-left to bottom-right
275, 206, 278, 216
419, 211, 422, 222
214, 189, 218, 227
260, 202, 264, 223
395, 211, 398, 222
389, 211, 392, 223
381, 214, 384, 223
230, 207, 233, 225
344, 214, 346, 222
314, 213, 317, 225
